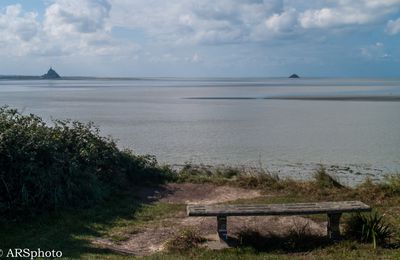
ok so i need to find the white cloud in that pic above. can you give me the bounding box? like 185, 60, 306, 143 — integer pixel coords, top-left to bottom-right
265, 8, 298, 33
44, 0, 111, 36
107, 0, 400, 44
299, 0, 400, 28
0, 4, 41, 56
41, 0, 126, 56
0, 4, 39, 42
0, 1, 137, 57
386, 17, 400, 34
1, 0, 400, 63
300, 7, 371, 28
108, 0, 285, 44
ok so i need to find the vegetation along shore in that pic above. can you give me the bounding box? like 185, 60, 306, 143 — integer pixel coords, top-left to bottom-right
1, 106, 400, 259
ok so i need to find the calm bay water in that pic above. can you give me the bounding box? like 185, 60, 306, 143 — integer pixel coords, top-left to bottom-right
1, 78, 400, 184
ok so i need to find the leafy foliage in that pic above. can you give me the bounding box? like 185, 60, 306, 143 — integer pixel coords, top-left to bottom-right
0, 107, 172, 216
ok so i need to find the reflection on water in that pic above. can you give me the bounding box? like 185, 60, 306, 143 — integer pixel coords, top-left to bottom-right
1, 77, 399, 184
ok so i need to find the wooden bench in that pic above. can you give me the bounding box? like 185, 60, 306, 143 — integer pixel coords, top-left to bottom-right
187, 201, 371, 241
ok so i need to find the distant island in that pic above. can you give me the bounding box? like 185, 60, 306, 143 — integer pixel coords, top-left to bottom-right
41, 67, 61, 79
289, 74, 300, 78
0, 67, 62, 80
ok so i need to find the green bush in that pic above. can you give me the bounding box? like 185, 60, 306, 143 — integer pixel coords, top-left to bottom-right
345, 212, 392, 249
0, 107, 172, 216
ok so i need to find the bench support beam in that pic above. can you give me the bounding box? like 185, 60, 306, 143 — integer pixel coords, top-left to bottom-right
327, 213, 342, 240
217, 215, 227, 241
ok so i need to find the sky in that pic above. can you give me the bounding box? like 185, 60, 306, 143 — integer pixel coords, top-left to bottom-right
0, 0, 399, 77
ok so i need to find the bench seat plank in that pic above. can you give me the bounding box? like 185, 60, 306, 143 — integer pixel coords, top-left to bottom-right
187, 201, 371, 217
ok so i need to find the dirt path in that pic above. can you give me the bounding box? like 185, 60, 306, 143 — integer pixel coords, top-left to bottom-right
92, 183, 326, 256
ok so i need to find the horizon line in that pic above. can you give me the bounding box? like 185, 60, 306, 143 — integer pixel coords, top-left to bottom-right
1, 74, 400, 80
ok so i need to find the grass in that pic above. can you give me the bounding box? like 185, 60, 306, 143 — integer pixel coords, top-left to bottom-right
1, 107, 400, 259
174, 165, 400, 245
0, 186, 183, 258
236, 226, 329, 253
176, 163, 283, 190
313, 165, 344, 189
0, 107, 400, 259
2, 176, 400, 259
175, 163, 352, 201
165, 228, 207, 253
2, 161, 400, 259
149, 243, 400, 260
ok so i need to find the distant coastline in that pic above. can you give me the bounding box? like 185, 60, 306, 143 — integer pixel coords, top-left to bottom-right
0, 75, 162, 80
0, 75, 97, 80
2, 76, 400, 81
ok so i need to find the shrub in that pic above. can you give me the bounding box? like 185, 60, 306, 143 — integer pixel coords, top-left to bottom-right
345, 212, 392, 249
165, 228, 206, 252
236, 224, 327, 252
177, 164, 215, 183
0, 107, 172, 216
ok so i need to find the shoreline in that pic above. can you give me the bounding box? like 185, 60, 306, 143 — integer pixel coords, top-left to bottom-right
168, 161, 398, 187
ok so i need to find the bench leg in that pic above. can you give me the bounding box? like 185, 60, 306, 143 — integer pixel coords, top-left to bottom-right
217, 215, 227, 241
327, 213, 342, 240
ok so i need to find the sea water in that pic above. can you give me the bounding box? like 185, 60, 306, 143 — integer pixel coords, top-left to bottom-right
1, 78, 399, 185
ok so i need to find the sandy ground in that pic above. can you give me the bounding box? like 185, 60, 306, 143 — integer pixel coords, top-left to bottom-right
92, 183, 326, 256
